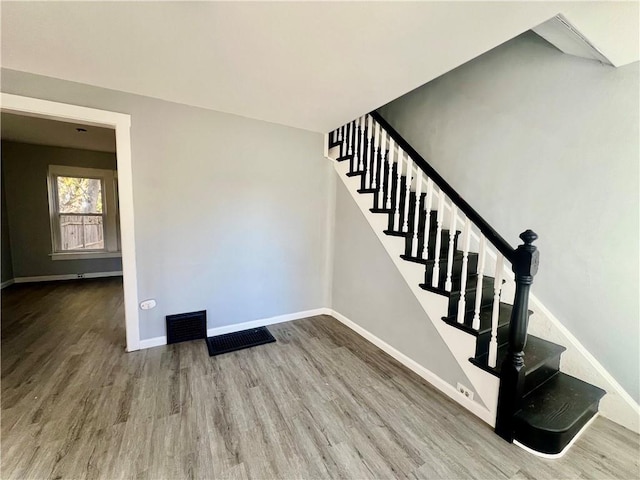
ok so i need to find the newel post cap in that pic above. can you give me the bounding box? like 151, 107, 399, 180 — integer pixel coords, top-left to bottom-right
519, 229, 538, 245
513, 230, 540, 278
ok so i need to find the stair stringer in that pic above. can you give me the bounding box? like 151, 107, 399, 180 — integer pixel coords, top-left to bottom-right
332, 159, 499, 426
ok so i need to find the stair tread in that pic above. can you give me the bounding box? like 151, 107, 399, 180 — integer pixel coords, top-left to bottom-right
384, 229, 408, 237
442, 302, 515, 335
419, 274, 495, 297
515, 372, 605, 433
498, 335, 566, 375
449, 274, 496, 296
401, 238, 468, 264
471, 334, 565, 376
386, 227, 456, 239
430, 249, 475, 261
412, 245, 468, 262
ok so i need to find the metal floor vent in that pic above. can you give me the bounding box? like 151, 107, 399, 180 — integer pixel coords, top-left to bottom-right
166, 310, 206, 344
206, 326, 276, 356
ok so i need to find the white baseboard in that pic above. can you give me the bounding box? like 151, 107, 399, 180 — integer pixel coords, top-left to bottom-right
206, 308, 331, 336
138, 307, 332, 350
329, 308, 495, 425
13, 271, 123, 283
1, 279, 15, 289
139, 335, 168, 349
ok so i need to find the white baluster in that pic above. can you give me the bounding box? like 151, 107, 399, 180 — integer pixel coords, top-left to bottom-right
379, 129, 388, 198
385, 138, 395, 210
402, 157, 413, 232
358, 116, 366, 171
411, 173, 423, 258
422, 178, 434, 260
346, 122, 353, 157
365, 116, 373, 188
341, 125, 347, 156
379, 128, 387, 155
472, 234, 487, 330
432, 190, 444, 287
351, 119, 359, 168
456, 217, 472, 324
372, 121, 380, 189
488, 253, 504, 368
393, 148, 404, 230
337, 126, 342, 142
444, 204, 458, 292
378, 130, 391, 208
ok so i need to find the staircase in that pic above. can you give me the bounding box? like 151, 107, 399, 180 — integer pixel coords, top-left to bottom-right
328, 112, 605, 457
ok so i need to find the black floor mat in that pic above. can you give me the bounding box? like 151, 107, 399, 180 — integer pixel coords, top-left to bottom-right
206, 326, 276, 356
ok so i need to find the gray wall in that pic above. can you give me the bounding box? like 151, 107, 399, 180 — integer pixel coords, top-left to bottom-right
332, 177, 480, 401
1, 69, 332, 340
2, 141, 122, 278
379, 32, 640, 401
1, 170, 13, 282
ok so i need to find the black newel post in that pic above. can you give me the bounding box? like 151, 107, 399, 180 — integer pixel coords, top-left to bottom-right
495, 229, 539, 441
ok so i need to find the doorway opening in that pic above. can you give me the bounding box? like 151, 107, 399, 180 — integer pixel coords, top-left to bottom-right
1, 94, 139, 351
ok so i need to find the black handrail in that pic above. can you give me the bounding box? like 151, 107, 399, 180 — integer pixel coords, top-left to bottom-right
370, 110, 516, 262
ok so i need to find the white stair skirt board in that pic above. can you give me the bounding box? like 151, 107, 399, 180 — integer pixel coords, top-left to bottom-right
138, 308, 332, 350
13, 271, 123, 283
331, 158, 499, 423
330, 309, 495, 425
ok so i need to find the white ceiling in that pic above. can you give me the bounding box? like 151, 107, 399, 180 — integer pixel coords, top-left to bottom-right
1, 112, 116, 153
2, 2, 638, 133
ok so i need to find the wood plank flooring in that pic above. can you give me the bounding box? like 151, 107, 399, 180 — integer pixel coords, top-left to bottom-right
2, 278, 639, 479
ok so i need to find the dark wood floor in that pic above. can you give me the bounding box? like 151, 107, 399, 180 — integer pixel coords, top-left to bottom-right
2, 278, 639, 479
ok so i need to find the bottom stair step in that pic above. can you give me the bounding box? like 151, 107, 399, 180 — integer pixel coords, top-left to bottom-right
514, 372, 606, 455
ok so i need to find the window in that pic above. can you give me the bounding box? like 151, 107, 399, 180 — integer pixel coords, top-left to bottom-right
47, 165, 120, 260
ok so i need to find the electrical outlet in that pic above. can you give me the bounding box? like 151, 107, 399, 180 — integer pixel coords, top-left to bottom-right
140, 299, 157, 310
456, 383, 474, 401
77, 273, 85, 279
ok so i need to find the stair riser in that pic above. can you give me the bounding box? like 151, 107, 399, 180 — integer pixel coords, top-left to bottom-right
372, 156, 394, 210
424, 253, 479, 288
402, 188, 424, 224
393, 189, 424, 234
524, 354, 562, 397
385, 177, 404, 230
408, 231, 460, 262
403, 202, 438, 255
358, 151, 390, 198
356, 159, 395, 209
382, 175, 429, 234
475, 323, 510, 358
447, 281, 495, 317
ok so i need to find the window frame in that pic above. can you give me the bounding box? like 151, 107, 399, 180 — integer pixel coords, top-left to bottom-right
47, 164, 121, 260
